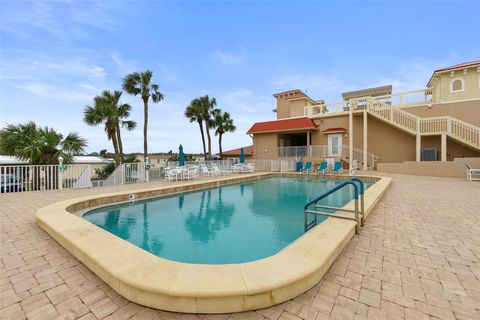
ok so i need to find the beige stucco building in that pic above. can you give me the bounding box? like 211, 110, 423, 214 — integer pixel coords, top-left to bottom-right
247, 61, 480, 175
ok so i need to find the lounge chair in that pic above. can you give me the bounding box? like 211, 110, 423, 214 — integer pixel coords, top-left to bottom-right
201, 164, 219, 177
245, 163, 254, 173
466, 164, 480, 181
212, 164, 230, 175
332, 161, 343, 174
317, 161, 328, 174
301, 162, 313, 173
232, 164, 245, 173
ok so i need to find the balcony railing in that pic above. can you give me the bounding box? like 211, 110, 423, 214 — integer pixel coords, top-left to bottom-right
304, 88, 435, 117
277, 146, 308, 157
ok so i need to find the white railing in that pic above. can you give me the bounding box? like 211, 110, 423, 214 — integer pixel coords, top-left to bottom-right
342, 145, 378, 169
276, 145, 378, 168
310, 145, 328, 158
0, 164, 92, 193
280, 159, 296, 172
363, 96, 480, 149
277, 146, 308, 157
102, 164, 124, 186
364, 97, 418, 134
450, 117, 480, 149
305, 101, 345, 116
103, 162, 147, 186
373, 88, 434, 108
304, 88, 435, 117
123, 162, 146, 184
420, 117, 448, 135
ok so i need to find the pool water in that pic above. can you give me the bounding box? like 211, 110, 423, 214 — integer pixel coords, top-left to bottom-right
83, 177, 371, 264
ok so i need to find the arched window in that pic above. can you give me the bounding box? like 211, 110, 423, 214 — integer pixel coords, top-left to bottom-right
450, 78, 464, 93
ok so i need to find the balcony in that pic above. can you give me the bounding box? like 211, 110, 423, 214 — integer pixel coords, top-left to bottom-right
304, 88, 435, 117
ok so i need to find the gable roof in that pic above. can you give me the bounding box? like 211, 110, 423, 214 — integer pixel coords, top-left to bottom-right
247, 117, 317, 134
427, 60, 480, 86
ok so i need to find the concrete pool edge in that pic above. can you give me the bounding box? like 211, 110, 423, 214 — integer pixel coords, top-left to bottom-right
36, 173, 391, 313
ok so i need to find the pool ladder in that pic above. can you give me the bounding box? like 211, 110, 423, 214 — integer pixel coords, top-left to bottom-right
304, 178, 365, 234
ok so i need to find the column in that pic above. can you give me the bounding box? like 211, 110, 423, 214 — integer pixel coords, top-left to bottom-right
416, 118, 421, 161
349, 105, 353, 170
441, 134, 447, 162
363, 111, 368, 171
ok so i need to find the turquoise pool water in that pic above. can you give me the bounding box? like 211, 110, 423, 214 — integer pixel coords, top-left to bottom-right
83, 177, 371, 264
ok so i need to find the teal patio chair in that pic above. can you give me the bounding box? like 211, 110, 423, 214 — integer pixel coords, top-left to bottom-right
301, 161, 313, 173
332, 161, 343, 174
317, 161, 328, 174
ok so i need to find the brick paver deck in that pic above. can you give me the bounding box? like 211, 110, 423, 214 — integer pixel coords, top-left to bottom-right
1, 174, 480, 320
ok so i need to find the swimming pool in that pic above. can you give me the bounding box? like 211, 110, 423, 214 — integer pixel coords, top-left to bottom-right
83, 177, 371, 264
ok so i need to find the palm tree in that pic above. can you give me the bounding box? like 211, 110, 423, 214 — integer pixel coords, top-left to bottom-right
185, 98, 207, 160
0, 121, 86, 165
83, 90, 136, 166
198, 95, 218, 160
122, 70, 164, 160
213, 110, 236, 158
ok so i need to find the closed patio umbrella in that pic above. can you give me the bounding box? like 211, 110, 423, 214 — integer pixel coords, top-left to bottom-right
239, 147, 245, 163
179, 144, 185, 167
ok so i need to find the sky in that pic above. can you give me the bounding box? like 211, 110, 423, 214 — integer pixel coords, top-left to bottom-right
0, 0, 479, 154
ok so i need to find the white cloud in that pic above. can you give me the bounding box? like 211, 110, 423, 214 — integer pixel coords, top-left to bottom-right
18, 83, 100, 102
0, 0, 125, 41
111, 52, 138, 74
211, 48, 247, 65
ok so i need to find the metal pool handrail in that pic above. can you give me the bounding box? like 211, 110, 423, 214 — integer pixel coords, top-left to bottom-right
349, 178, 365, 226
304, 180, 360, 234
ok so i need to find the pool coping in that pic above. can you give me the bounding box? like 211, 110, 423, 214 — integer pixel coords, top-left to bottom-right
36, 172, 391, 313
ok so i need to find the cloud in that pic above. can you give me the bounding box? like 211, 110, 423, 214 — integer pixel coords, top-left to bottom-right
0, 0, 125, 41
111, 52, 138, 74
17, 82, 101, 102
0, 55, 106, 81
211, 48, 247, 65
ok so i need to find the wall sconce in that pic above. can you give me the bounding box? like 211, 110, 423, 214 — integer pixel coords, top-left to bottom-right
264, 148, 268, 153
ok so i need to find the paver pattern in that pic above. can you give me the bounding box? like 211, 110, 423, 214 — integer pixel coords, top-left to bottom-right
1, 173, 480, 320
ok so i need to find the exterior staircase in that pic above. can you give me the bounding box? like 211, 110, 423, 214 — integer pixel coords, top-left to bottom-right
351, 96, 480, 151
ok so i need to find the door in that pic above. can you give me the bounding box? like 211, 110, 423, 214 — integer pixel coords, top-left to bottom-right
328, 134, 342, 157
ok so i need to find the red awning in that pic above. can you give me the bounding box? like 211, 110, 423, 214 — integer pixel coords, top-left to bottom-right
247, 117, 317, 134
322, 127, 347, 134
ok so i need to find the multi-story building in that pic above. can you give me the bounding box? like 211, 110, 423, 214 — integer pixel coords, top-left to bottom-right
247, 61, 480, 175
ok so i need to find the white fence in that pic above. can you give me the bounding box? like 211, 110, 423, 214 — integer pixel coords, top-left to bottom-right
0, 164, 92, 193
103, 162, 147, 186
276, 145, 378, 169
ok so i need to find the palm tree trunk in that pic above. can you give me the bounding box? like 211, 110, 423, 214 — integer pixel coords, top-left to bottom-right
205, 118, 212, 160
219, 133, 223, 159
143, 97, 149, 160
116, 123, 124, 162
197, 120, 207, 160
111, 131, 121, 167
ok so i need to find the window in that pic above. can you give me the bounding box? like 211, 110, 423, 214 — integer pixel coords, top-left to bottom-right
450, 78, 464, 93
